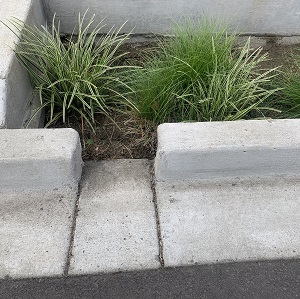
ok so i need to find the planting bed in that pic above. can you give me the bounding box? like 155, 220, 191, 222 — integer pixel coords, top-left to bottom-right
47, 40, 159, 160
49, 39, 300, 160
0, 0, 299, 160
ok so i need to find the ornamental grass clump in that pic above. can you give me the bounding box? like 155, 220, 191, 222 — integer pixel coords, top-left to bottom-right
7, 14, 135, 130
130, 20, 280, 123
275, 52, 300, 118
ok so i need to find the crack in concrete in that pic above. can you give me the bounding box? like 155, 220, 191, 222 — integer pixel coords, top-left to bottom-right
63, 173, 85, 276
150, 162, 165, 268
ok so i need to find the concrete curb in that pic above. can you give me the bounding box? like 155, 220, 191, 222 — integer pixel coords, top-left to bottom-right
154, 119, 300, 269
0, 128, 83, 279
0, 128, 83, 191
155, 119, 300, 181
3, 120, 300, 279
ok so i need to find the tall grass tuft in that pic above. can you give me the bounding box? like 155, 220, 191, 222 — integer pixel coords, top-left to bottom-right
130, 20, 280, 123
275, 52, 300, 118
6, 13, 136, 129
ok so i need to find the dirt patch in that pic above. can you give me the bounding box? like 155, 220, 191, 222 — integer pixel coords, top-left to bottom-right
50, 112, 157, 161
117, 40, 159, 65
261, 44, 300, 71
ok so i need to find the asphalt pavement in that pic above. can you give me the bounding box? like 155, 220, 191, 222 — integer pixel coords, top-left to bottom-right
1, 259, 300, 299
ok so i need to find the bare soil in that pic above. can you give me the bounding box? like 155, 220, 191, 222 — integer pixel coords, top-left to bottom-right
50, 112, 157, 161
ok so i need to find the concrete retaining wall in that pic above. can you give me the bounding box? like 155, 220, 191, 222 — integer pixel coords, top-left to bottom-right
0, 0, 46, 129
44, 0, 300, 35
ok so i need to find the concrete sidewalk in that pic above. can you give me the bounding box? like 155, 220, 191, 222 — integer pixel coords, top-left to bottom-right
3, 158, 300, 279
2, 158, 300, 299
69, 160, 160, 275
0, 159, 160, 279
2, 120, 300, 288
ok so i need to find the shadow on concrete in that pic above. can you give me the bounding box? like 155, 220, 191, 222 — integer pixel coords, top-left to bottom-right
1, 259, 300, 299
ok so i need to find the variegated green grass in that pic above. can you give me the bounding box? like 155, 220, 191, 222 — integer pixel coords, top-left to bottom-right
6, 13, 136, 130
275, 50, 300, 118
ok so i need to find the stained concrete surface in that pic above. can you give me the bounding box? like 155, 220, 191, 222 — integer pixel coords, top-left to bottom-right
0, 189, 77, 279
156, 178, 300, 268
69, 160, 160, 275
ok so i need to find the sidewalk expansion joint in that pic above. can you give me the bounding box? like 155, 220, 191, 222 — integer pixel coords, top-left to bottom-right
63, 175, 84, 276
150, 163, 165, 268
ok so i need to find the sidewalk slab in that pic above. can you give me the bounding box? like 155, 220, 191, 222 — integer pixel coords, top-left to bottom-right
0, 189, 77, 279
69, 160, 160, 275
156, 178, 300, 267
